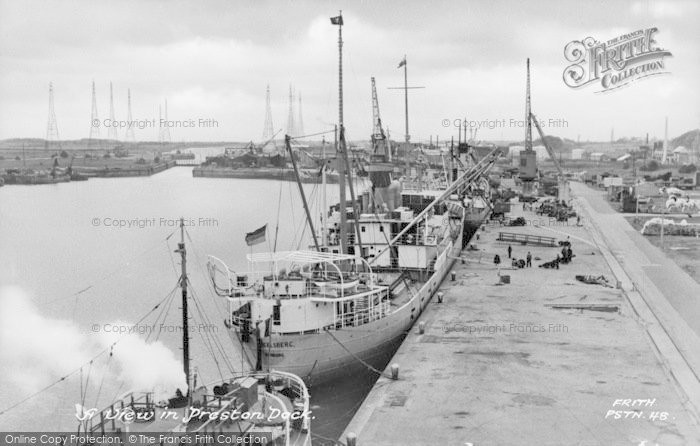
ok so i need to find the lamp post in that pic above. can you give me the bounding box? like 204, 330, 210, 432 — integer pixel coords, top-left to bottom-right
635, 180, 640, 221
660, 204, 666, 249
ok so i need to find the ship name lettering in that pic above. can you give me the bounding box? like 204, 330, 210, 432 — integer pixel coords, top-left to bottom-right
263, 341, 294, 348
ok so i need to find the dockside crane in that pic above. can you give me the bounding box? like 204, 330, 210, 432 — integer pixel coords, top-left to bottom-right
519, 58, 569, 201
518, 59, 538, 197
371, 77, 390, 160
530, 112, 569, 201
367, 77, 396, 211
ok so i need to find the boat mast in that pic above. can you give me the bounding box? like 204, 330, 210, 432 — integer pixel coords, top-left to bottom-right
340, 126, 365, 254
333, 11, 348, 255
176, 218, 191, 399
402, 56, 409, 175
450, 136, 456, 183
322, 135, 327, 248
286, 135, 321, 251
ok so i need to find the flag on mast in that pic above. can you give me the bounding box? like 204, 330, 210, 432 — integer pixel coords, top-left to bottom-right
245, 224, 267, 246
398, 57, 406, 68
330, 15, 343, 26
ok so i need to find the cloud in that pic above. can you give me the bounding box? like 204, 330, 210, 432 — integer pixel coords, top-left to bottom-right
0, 0, 698, 142
631, 0, 699, 18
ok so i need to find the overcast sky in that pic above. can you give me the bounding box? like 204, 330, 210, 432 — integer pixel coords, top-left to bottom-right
0, 0, 698, 143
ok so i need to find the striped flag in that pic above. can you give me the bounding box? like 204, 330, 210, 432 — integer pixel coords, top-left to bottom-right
398, 57, 406, 68
245, 224, 267, 246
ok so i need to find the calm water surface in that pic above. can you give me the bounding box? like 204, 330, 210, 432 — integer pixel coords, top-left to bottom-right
0, 166, 378, 440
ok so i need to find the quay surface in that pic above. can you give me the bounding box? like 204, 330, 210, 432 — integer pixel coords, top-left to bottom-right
192, 166, 338, 183
342, 182, 700, 445
72, 160, 176, 177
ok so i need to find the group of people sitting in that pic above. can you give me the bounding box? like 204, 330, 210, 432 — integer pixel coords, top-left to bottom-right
539, 244, 574, 269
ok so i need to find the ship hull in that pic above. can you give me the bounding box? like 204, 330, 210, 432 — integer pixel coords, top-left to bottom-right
463, 207, 490, 247
240, 232, 464, 386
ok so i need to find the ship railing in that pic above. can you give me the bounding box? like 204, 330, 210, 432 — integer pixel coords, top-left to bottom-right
194, 371, 310, 436
402, 181, 424, 191
403, 179, 449, 192
344, 302, 390, 327
82, 392, 154, 435
334, 293, 391, 329
395, 233, 439, 246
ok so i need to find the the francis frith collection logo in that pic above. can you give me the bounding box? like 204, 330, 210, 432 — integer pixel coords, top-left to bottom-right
563, 27, 672, 93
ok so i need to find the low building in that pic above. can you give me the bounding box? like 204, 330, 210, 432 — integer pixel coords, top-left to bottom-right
533, 145, 549, 161
571, 148, 585, 160
590, 152, 610, 162
673, 146, 691, 164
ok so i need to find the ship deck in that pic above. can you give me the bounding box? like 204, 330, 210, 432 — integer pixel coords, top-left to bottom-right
341, 182, 700, 445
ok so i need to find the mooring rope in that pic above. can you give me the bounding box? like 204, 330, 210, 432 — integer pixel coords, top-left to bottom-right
324, 329, 397, 381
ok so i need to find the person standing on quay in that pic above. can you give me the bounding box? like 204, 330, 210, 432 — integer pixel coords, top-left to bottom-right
507, 245, 512, 259
526, 251, 532, 267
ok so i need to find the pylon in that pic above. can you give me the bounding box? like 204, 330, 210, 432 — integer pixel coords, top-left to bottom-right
124, 89, 135, 142
108, 82, 118, 140
45, 82, 61, 151
160, 99, 171, 143
286, 85, 296, 137
262, 84, 274, 141
297, 91, 304, 138
88, 81, 100, 149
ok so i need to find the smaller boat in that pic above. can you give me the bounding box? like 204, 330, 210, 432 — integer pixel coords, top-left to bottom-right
13, 170, 70, 184
78, 370, 311, 445
77, 219, 312, 446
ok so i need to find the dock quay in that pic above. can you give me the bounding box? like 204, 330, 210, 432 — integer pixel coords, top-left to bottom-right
72, 160, 176, 177
342, 182, 700, 445
192, 165, 338, 183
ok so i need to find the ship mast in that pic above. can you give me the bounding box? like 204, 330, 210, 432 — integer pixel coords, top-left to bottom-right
286, 135, 320, 251
175, 217, 191, 400
332, 11, 348, 255
388, 57, 424, 175
401, 56, 410, 175
322, 135, 328, 248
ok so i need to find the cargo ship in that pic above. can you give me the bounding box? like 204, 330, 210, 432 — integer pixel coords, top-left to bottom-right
206, 12, 500, 385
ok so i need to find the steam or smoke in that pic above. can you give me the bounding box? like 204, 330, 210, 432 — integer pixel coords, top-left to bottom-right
0, 286, 185, 405
98, 324, 186, 400
0, 286, 94, 391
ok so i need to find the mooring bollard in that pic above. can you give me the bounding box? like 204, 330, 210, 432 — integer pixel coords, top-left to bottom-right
451, 271, 456, 281
391, 363, 399, 380
346, 432, 357, 446
418, 321, 425, 334
437, 291, 444, 303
